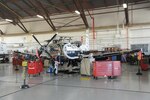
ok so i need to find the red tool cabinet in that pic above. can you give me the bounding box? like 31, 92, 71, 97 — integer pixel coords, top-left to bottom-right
12, 58, 17, 65
93, 61, 121, 79
140, 59, 148, 71
28, 60, 43, 75
12, 57, 23, 66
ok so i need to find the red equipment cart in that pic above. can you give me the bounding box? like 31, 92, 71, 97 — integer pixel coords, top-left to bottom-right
12, 57, 23, 66
93, 61, 121, 79
140, 58, 149, 71
28, 60, 43, 75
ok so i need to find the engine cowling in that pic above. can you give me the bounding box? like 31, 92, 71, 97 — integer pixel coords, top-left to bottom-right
63, 43, 81, 59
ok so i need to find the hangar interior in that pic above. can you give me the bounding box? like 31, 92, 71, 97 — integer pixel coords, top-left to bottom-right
0, 0, 150, 100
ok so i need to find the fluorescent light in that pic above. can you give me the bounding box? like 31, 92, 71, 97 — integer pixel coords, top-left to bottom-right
75, 10, 80, 15
5, 19, 13, 22
36, 15, 44, 19
123, 3, 127, 8
13, 44, 19, 47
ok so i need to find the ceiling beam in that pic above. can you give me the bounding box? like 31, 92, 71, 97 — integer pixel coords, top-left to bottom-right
22, 0, 33, 9
22, 0, 56, 31
0, 1, 22, 18
0, 5, 149, 25
46, 0, 69, 12
46, 0, 61, 13
73, 0, 89, 28
27, 0, 37, 8
22, 0, 37, 11
34, 0, 56, 31
60, 0, 71, 12
12, 2, 33, 16
0, 1, 29, 33
25, 0, 41, 14
43, 16, 55, 29
22, 0, 37, 15
0, 30, 4, 35
0, 6, 17, 20
0, 6, 17, 24
77, 0, 89, 28
57, 17, 80, 30
15, 18, 29, 33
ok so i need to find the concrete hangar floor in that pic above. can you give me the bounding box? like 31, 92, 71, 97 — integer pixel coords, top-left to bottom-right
0, 63, 150, 100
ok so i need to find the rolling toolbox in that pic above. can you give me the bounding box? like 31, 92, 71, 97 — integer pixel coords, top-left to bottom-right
140, 58, 149, 71
12, 58, 23, 66
28, 60, 43, 75
93, 61, 121, 79
38, 60, 44, 73
12, 58, 17, 65
113, 61, 121, 76
28, 61, 38, 75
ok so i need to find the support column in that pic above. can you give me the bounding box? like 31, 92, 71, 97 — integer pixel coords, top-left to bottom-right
126, 26, 129, 49
85, 29, 90, 51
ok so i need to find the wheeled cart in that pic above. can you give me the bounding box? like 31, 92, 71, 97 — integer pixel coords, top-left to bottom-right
12, 57, 23, 66
93, 61, 121, 79
140, 58, 149, 71
28, 60, 43, 75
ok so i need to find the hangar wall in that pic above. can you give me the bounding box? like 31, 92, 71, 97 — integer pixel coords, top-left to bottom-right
2, 25, 150, 54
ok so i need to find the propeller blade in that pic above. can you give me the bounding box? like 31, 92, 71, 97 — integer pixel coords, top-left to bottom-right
38, 50, 43, 56
46, 34, 57, 46
32, 34, 42, 46
44, 50, 54, 61
36, 49, 43, 58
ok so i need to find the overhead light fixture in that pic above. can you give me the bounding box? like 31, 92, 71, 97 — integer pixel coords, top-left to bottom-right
13, 44, 19, 47
5, 19, 13, 22
36, 15, 44, 19
75, 10, 80, 15
123, 3, 127, 8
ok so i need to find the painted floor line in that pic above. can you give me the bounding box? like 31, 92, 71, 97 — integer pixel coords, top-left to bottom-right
42, 83, 150, 94
0, 78, 56, 99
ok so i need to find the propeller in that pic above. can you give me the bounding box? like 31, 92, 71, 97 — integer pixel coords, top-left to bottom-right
32, 34, 42, 47
46, 34, 57, 46
32, 34, 57, 60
